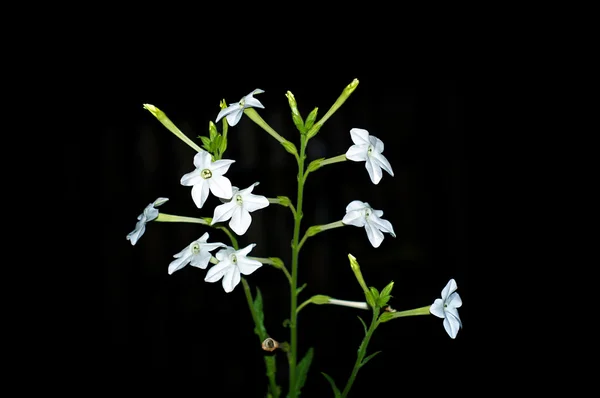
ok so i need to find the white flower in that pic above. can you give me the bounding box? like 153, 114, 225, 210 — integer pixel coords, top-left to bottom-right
215, 89, 265, 127
168, 232, 226, 275
345, 128, 394, 184
180, 150, 235, 209
126, 197, 169, 245
430, 279, 463, 339
204, 244, 263, 293
342, 200, 396, 248
210, 182, 269, 235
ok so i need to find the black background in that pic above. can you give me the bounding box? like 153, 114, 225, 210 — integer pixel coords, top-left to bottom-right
63, 43, 468, 396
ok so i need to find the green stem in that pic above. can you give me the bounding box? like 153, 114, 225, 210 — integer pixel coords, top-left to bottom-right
288, 134, 308, 398
143, 104, 204, 152
268, 197, 297, 218
244, 108, 300, 162
296, 299, 312, 315
155, 213, 209, 225
298, 220, 345, 251
341, 310, 380, 398
249, 256, 292, 285
304, 154, 348, 181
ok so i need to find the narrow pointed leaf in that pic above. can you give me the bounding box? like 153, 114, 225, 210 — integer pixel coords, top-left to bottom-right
320, 372, 341, 398
295, 347, 314, 395
360, 350, 382, 368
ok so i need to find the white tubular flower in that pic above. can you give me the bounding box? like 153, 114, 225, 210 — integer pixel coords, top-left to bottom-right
215, 89, 265, 127
345, 128, 394, 185
168, 232, 226, 275
342, 200, 396, 248
430, 279, 463, 339
180, 150, 235, 209
210, 182, 269, 235
126, 197, 169, 245
204, 244, 263, 293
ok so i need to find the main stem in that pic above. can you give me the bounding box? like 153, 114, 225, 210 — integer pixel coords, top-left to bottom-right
289, 134, 307, 398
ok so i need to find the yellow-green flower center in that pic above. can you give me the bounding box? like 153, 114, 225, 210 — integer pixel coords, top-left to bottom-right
201, 169, 212, 179
367, 145, 373, 155
235, 194, 243, 205
192, 242, 201, 255
231, 254, 238, 264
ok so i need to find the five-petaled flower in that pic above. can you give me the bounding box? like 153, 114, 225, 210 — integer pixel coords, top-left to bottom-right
345, 128, 394, 185
216, 89, 265, 127
342, 200, 395, 248
205, 244, 263, 293
168, 232, 226, 275
211, 182, 269, 235
126, 197, 169, 245
180, 150, 235, 209
430, 279, 463, 339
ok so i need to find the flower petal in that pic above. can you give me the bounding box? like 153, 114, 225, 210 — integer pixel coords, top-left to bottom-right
211, 159, 235, 176
222, 267, 241, 293
371, 151, 394, 177
369, 135, 385, 153
243, 96, 264, 109
126, 221, 146, 245
208, 176, 233, 199
168, 252, 192, 275
345, 144, 368, 162
364, 222, 385, 248
237, 257, 263, 275
443, 311, 461, 339
216, 104, 240, 123
211, 201, 237, 225
242, 193, 269, 212
197, 232, 210, 243
230, 206, 251, 235
215, 247, 234, 262
226, 110, 244, 126
191, 181, 210, 208
447, 292, 462, 309
342, 211, 366, 227
368, 216, 396, 237
349, 128, 370, 145
441, 279, 458, 301
346, 200, 368, 212
429, 299, 445, 318
180, 170, 202, 186
365, 157, 383, 184
193, 150, 212, 169
204, 261, 231, 283
189, 250, 213, 270
153, 197, 169, 207
237, 243, 256, 257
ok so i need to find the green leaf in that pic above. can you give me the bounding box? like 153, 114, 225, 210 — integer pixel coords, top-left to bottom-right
377, 294, 392, 307
253, 287, 267, 339
320, 372, 341, 398
304, 107, 318, 131
360, 350, 382, 368
264, 356, 280, 397
307, 158, 325, 173
380, 281, 394, 297
292, 113, 305, 134
296, 283, 307, 295
199, 136, 211, 151
357, 316, 367, 336
295, 347, 314, 396
209, 121, 218, 140
369, 287, 380, 302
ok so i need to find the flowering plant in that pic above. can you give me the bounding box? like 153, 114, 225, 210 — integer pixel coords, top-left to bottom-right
127, 80, 463, 397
